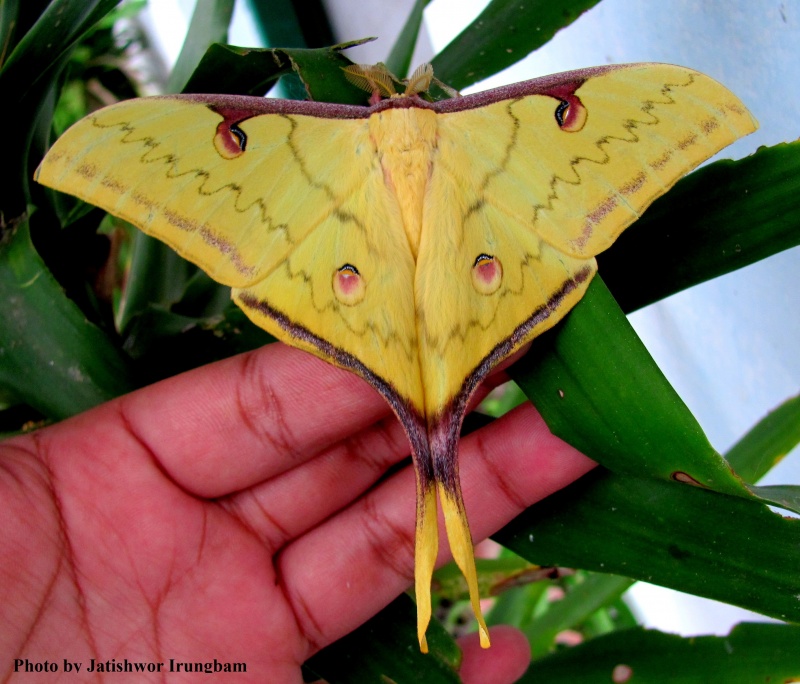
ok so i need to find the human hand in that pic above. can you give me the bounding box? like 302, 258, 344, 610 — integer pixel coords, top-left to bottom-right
0, 343, 595, 683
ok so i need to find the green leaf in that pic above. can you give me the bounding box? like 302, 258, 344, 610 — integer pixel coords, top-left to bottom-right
524, 573, 635, 659
478, 380, 527, 418
1, 0, 122, 217
166, 0, 234, 94
303, 594, 461, 684
495, 468, 800, 624
599, 142, 800, 312
431, 0, 602, 89
117, 230, 199, 335
385, 0, 431, 78
0, 0, 121, 101
0, 0, 50, 60
725, 392, 800, 484
511, 277, 747, 497
519, 623, 800, 683
246, 0, 337, 68
486, 580, 550, 630
0, 220, 134, 420
746, 484, 800, 515
0, 0, 21, 69
182, 40, 371, 102
243, 0, 328, 100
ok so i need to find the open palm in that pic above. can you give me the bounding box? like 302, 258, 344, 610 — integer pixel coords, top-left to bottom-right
1, 343, 594, 683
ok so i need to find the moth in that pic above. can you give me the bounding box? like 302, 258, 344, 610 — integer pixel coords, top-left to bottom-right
35, 61, 756, 651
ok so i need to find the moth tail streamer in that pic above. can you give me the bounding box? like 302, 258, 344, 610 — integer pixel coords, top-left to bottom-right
438, 482, 491, 649
411, 412, 491, 650
413, 474, 491, 652
414, 478, 439, 653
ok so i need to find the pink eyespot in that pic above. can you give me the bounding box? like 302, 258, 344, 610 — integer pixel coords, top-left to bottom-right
214, 121, 247, 159
332, 263, 366, 305
554, 95, 587, 132
471, 254, 503, 295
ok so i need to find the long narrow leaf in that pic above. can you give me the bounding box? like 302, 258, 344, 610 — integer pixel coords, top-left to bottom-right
725, 392, 800, 484
166, 0, 234, 94
519, 623, 800, 683
0, 221, 135, 419
495, 468, 800, 624
524, 574, 634, 659
0, 0, 21, 68
511, 277, 747, 496
0, 0, 120, 101
1, 0, 122, 216
747, 484, 800, 514
599, 142, 800, 312
431, 0, 601, 89
385, 0, 431, 78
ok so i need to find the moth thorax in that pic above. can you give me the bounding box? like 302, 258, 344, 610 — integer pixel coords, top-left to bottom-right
370, 108, 438, 259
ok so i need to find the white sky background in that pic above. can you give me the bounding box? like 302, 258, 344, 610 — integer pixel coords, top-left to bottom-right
143, 0, 800, 638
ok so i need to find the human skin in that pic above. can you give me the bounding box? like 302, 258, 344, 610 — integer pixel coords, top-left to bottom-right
0, 342, 595, 683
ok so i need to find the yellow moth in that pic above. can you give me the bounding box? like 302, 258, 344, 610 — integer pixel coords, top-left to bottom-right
35, 61, 756, 651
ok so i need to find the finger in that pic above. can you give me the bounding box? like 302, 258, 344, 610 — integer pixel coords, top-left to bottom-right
118, 343, 392, 495
277, 402, 596, 651
459, 625, 531, 684
222, 367, 507, 549
222, 414, 410, 549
